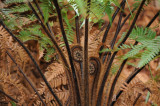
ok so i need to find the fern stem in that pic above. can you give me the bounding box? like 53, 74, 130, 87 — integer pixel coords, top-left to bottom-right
0, 19, 62, 106
110, 67, 144, 106
106, 6, 127, 104
99, 0, 126, 58
52, 0, 81, 105
108, 10, 160, 106
82, 18, 89, 106
102, 2, 126, 63
96, 51, 117, 106
102, 0, 126, 43
27, 2, 82, 105
110, 4, 125, 49
75, 13, 80, 44
146, 10, 160, 27
120, 8, 137, 28
96, 0, 146, 105
32, 0, 55, 38
102, 8, 136, 63
118, 0, 146, 47
81, 0, 91, 105
133, 93, 142, 106
0, 89, 18, 103
6, 51, 46, 106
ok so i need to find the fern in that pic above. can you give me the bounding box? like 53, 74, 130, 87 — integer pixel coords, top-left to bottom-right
17, 25, 56, 62
40, 0, 54, 23
138, 37, 160, 68
2, 4, 31, 14
119, 27, 160, 68
68, 0, 119, 23
5, 0, 27, 4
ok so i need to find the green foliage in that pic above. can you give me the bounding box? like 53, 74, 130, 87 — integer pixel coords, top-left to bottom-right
10, 101, 16, 106
40, 0, 54, 23
111, 61, 121, 74
17, 25, 55, 62
121, 27, 160, 68
100, 27, 160, 68
61, 7, 75, 46
5, 0, 27, 4
2, 4, 30, 14
145, 91, 150, 103
105, 1, 114, 24
68, 0, 119, 23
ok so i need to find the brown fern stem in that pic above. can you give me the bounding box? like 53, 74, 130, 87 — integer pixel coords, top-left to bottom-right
133, 93, 142, 106
52, 0, 81, 105
107, 10, 159, 106
146, 10, 160, 27
102, 7, 136, 63
99, 0, 126, 58
82, 18, 89, 106
96, 0, 146, 105
81, 0, 91, 105
110, 67, 144, 106
6, 51, 46, 106
106, 3, 126, 103
75, 13, 80, 44
0, 89, 18, 103
0, 19, 62, 106
33, 0, 55, 38
101, 0, 126, 43
90, 58, 101, 106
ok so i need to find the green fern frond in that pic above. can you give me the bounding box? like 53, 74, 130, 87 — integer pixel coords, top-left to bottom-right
129, 27, 156, 42
126, 62, 136, 67
5, 0, 27, 4
111, 62, 121, 74
44, 47, 56, 62
138, 48, 159, 68
60, 8, 75, 46
120, 44, 134, 50
115, 31, 126, 47
2, 4, 30, 14
138, 36, 160, 68
40, 0, 54, 23
17, 30, 38, 42
122, 45, 145, 60
68, 0, 118, 23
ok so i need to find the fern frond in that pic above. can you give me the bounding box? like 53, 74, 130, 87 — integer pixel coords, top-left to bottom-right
2, 4, 30, 14
138, 49, 159, 68
5, 0, 28, 4
40, 0, 53, 23
122, 45, 145, 60
129, 27, 156, 42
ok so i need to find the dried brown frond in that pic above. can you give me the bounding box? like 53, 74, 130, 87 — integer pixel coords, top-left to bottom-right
0, 70, 26, 105
0, 25, 33, 105
115, 78, 147, 106
32, 62, 69, 105
81, 31, 100, 57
